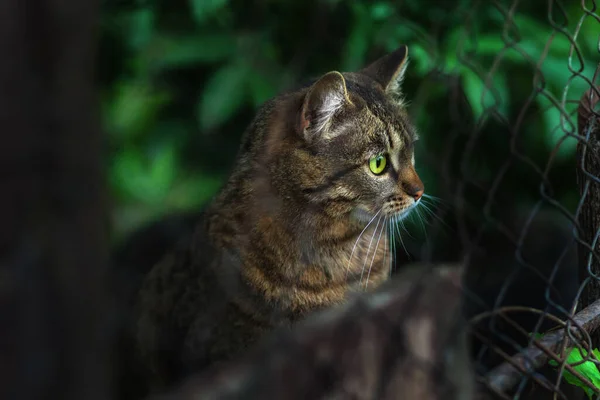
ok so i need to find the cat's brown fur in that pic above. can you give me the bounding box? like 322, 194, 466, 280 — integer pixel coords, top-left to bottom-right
134, 45, 424, 392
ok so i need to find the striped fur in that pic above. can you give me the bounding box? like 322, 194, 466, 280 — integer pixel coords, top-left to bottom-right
134, 45, 425, 392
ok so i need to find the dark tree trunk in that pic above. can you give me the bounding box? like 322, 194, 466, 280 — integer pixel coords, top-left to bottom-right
0, 0, 109, 399
577, 86, 600, 346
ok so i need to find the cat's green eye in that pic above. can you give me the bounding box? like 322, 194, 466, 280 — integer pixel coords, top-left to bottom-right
369, 155, 388, 175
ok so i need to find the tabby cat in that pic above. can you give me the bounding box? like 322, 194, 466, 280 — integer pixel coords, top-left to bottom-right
134, 45, 425, 392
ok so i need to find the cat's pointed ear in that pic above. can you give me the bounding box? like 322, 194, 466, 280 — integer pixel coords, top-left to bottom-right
300, 71, 352, 141
360, 45, 409, 96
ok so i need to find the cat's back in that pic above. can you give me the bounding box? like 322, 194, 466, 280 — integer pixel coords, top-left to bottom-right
134, 213, 217, 385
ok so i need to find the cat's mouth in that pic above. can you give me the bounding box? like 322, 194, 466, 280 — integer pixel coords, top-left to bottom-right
388, 201, 418, 221
382, 196, 419, 220
351, 198, 420, 224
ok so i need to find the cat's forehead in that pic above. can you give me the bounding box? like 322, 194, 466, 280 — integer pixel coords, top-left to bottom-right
366, 102, 417, 148
344, 76, 417, 148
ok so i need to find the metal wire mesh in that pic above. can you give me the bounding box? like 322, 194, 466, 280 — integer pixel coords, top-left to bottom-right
405, 1, 600, 398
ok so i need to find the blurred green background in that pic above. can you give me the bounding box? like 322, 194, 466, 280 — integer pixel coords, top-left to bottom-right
98, 0, 598, 248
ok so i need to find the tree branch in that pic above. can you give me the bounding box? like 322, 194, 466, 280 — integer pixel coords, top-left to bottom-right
482, 298, 600, 395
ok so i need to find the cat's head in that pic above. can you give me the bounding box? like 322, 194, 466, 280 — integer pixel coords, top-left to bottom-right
272, 45, 424, 225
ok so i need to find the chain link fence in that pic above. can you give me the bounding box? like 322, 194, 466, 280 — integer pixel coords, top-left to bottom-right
422, 2, 600, 398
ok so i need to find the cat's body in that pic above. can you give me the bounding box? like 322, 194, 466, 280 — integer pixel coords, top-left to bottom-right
133, 46, 424, 393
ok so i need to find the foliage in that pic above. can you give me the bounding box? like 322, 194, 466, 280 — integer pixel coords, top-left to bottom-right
549, 347, 600, 399
99, 0, 597, 241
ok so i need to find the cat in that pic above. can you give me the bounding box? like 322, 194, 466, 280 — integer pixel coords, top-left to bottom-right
132, 45, 425, 394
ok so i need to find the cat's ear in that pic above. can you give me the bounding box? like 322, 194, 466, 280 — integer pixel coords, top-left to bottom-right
300, 71, 352, 141
360, 45, 409, 97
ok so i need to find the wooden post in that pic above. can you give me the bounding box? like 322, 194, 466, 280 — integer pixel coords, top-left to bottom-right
577, 85, 600, 345
0, 0, 109, 399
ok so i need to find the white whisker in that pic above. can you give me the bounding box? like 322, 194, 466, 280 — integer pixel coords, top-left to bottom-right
389, 220, 396, 277
364, 216, 387, 290
346, 209, 382, 281
359, 213, 384, 284
419, 200, 453, 233
394, 215, 409, 257
421, 193, 450, 209
414, 206, 429, 238
398, 214, 414, 240
382, 219, 388, 280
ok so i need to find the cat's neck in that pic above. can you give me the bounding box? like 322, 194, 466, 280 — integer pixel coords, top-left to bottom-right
207, 179, 391, 290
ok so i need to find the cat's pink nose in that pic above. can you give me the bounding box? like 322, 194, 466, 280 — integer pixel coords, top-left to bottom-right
412, 189, 423, 201
403, 181, 424, 201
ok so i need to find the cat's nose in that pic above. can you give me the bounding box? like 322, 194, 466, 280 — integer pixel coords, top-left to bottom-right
412, 189, 424, 201
403, 182, 424, 201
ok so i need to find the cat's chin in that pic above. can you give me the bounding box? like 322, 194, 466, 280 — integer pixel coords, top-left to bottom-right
350, 208, 379, 224
390, 204, 417, 222
350, 203, 418, 225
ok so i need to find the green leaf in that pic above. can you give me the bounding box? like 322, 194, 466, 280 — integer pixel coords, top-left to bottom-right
110, 148, 146, 201
166, 173, 224, 210
530, 332, 544, 340
147, 34, 237, 69
190, 0, 228, 24
248, 71, 278, 107
490, 72, 509, 117
410, 44, 434, 76
107, 81, 171, 140
535, 94, 577, 161
549, 347, 600, 399
128, 8, 155, 50
578, 12, 600, 54
370, 3, 394, 20
110, 142, 178, 204
147, 144, 177, 201
461, 69, 485, 121
342, 3, 371, 71
198, 63, 248, 131
461, 67, 509, 121
512, 15, 575, 61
